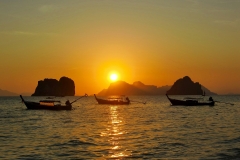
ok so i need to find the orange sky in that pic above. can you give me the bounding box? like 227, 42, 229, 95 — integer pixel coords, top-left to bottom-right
0, 1, 240, 95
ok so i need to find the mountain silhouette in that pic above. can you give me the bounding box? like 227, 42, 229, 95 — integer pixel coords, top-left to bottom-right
98, 76, 216, 96
104, 81, 147, 96
132, 81, 170, 95
0, 89, 18, 96
97, 81, 170, 96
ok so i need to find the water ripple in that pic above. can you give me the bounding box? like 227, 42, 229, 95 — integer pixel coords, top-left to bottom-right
0, 96, 240, 159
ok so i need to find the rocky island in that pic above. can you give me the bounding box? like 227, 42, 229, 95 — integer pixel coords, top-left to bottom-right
32, 76, 75, 96
166, 76, 216, 95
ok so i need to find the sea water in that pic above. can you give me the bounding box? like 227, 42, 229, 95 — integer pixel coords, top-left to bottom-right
0, 95, 240, 159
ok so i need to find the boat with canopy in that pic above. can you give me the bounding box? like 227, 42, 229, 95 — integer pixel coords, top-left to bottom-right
20, 94, 88, 110
94, 94, 130, 105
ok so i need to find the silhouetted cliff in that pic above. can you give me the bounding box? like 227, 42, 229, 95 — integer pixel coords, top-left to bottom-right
167, 76, 205, 95
32, 76, 75, 96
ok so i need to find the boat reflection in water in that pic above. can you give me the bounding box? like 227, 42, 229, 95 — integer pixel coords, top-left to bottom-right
101, 106, 132, 159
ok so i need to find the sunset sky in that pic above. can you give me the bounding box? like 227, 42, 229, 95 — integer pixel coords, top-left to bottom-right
1, 0, 240, 95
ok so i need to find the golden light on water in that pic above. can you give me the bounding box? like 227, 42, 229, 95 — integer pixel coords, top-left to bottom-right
101, 106, 132, 158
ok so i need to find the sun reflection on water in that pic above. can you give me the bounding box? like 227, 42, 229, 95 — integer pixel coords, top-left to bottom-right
100, 106, 132, 159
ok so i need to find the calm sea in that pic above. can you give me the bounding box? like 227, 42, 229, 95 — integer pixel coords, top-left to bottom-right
0, 95, 240, 159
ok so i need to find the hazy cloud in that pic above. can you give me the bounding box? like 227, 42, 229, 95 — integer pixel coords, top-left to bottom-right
38, 5, 58, 13
0, 31, 60, 37
214, 19, 240, 27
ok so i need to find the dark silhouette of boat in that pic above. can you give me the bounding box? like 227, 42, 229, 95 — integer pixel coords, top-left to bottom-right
166, 94, 215, 106
20, 95, 72, 110
94, 94, 130, 105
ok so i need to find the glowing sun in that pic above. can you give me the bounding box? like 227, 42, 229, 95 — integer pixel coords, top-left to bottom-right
110, 73, 118, 82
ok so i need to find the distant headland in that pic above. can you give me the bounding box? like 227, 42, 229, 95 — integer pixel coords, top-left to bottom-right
98, 76, 217, 96
32, 76, 75, 96
0, 89, 18, 96
0, 89, 32, 96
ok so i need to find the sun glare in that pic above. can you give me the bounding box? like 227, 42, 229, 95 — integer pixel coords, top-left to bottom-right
110, 73, 118, 82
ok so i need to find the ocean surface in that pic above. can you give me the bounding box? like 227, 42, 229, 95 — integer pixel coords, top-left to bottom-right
0, 95, 240, 160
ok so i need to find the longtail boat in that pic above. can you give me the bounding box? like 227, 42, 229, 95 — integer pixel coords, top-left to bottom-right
20, 94, 88, 110
20, 95, 72, 110
94, 94, 130, 105
166, 94, 215, 106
